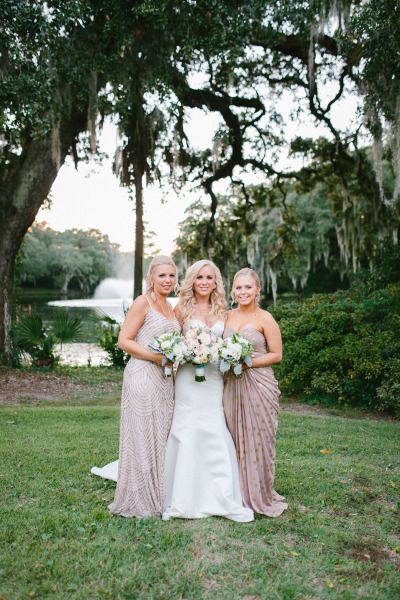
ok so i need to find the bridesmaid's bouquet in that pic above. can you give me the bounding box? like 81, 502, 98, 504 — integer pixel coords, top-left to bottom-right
184, 327, 223, 382
219, 333, 254, 377
149, 331, 187, 377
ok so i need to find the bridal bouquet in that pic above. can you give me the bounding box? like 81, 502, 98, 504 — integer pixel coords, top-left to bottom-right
149, 331, 187, 377
219, 333, 254, 377
184, 327, 223, 382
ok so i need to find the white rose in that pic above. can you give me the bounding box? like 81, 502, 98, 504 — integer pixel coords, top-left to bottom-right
199, 332, 211, 346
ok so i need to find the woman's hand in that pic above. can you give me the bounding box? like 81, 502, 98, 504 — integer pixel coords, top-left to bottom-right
151, 353, 164, 366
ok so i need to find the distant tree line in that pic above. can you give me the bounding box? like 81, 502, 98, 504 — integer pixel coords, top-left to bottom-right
16, 225, 116, 294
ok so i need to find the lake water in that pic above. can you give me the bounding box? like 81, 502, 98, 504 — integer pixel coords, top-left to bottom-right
17, 288, 116, 366
17, 289, 101, 342
17, 283, 178, 366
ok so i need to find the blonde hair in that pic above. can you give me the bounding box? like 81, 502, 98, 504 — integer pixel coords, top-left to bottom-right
145, 255, 177, 295
178, 260, 226, 323
231, 268, 261, 305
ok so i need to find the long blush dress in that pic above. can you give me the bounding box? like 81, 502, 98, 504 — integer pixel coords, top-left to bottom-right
223, 327, 288, 517
106, 308, 180, 518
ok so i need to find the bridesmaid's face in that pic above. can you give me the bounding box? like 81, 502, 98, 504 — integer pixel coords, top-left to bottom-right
233, 275, 258, 307
152, 265, 176, 296
193, 265, 216, 299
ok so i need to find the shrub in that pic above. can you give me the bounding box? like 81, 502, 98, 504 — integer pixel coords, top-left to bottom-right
97, 317, 128, 367
272, 283, 400, 417
15, 311, 83, 367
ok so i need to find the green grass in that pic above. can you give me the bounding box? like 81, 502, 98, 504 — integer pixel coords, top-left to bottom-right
1, 403, 399, 599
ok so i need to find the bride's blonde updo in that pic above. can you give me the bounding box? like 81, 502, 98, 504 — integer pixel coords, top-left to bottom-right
178, 259, 226, 323
145, 255, 177, 298
231, 268, 261, 305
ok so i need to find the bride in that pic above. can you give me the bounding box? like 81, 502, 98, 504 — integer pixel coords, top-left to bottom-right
92, 259, 253, 523
162, 260, 253, 522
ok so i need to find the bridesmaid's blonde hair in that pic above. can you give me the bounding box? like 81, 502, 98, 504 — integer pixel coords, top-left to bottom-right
231, 268, 261, 305
145, 255, 177, 297
178, 259, 226, 323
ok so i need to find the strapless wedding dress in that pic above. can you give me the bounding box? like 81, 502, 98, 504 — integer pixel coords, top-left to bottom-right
162, 319, 253, 522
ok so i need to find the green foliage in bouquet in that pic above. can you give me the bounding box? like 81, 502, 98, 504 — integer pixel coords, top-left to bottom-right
272, 243, 400, 417
97, 317, 128, 368
16, 311, 83, 368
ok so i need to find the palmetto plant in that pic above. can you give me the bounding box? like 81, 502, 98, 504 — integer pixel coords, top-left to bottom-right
97, 316, 128, 368
16, 311, 83, 367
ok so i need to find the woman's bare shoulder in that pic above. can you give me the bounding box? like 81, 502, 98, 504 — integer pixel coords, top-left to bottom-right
258, 308, 279, 328
126, 294, 149, 315
174, 301, 184, 323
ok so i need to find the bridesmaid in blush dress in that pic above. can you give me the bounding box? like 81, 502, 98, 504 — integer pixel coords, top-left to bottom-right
223, 268, 288, 518
105, 255, 180, 518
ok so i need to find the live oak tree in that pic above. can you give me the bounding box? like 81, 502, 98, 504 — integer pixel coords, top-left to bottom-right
1, 0, 399, 363
0, 1, 96, 363
172, 0, 400, 295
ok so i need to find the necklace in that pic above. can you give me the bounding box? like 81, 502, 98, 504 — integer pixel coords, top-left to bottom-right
155, 295, 173, 321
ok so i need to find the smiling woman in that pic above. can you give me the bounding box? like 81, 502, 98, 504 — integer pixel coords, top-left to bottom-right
223, 268, 287, 518
92, 255, 181, 518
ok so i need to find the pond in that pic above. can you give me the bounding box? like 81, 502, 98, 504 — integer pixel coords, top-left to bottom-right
17, 288, 101, 342
16, 284, 130, 366
17, 281, 178, 366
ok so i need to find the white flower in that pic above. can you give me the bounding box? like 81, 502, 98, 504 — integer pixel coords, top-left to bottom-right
198, 332, 211, 346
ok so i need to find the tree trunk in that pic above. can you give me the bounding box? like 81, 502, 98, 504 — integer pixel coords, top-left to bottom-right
0, 113, 86, 365
133, 159, 144, 299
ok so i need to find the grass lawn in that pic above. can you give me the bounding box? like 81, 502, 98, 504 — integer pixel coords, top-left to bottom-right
0, 377, 399, 599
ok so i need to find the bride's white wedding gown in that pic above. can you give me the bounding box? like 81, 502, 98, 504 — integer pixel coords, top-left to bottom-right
91, 460, 118, 482
162, 319, 253, 522
92, 319, 253, 522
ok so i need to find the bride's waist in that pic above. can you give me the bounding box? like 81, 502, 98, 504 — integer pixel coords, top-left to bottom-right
177, 362, 221, 374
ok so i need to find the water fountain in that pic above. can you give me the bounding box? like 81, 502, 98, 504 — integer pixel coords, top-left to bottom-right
47, 278, 177, 365
48, 278, 136, 322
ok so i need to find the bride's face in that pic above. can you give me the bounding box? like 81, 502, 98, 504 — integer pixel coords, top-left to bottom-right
193, 265, 216, 300
233, 275, 258, 307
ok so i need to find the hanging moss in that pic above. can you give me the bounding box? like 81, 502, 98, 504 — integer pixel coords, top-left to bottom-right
87, 71, 98, 154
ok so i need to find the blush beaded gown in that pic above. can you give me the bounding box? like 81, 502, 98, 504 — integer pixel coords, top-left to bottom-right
93, 307, 180, 518
223, 327, 288, 518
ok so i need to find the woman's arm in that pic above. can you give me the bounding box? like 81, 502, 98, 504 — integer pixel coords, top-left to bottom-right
250, 311, 283, 368
223, 309, 233, 325
117, 295, 163, 364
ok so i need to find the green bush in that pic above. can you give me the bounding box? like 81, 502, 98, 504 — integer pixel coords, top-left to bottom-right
97, 317, 128, 367
272, 282, 400, 417
15, 311, 83, 367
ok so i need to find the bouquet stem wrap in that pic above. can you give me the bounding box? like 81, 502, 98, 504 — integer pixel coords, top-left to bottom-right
194, 364, 206, 382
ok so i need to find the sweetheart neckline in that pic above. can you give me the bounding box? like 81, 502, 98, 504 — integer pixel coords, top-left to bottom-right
224, 326, 264, 336
187, 318, 224, 330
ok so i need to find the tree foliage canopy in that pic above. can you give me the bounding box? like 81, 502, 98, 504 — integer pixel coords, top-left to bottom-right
1, 0, 399, 362
17, 225, 115, 293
